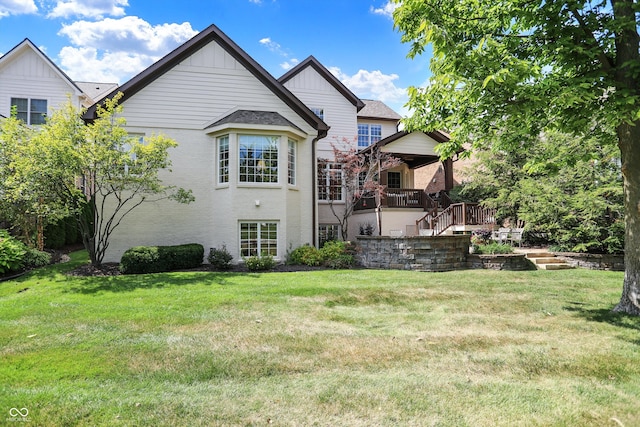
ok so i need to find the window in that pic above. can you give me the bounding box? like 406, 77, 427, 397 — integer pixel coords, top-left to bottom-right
240, 222, 278, 257
288, 139, 296, 185
311, 107, 324, 120
318, 162, 342, 201
11, 98, 47, 125
239, 135, 279, 183
387, 171, 401, 189
319, 224, 340, 247
218, 135, 229, 184
358, 124, 382, 148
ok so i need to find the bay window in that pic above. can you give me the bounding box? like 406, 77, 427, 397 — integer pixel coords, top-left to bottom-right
239, 135, 279, 183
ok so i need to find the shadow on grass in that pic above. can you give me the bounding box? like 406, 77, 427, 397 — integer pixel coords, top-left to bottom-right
64, 271, 262, 294
565, 303, 640, 345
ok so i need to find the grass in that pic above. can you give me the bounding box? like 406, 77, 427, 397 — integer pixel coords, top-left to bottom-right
1, 250, 639, 426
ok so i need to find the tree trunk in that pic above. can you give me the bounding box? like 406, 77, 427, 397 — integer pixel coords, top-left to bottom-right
613, 122, 640, 315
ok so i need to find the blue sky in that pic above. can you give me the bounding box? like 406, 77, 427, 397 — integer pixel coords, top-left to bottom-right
0, 0, 432, 115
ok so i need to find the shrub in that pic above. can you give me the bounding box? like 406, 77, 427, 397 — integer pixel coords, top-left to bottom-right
320, 240, 355, 269
358, 222, 375, 236
23, 248, 52, 269
244, 255, 276, 271
208, 245, 233, 270
120, 243, 204, 274
474, 242, 514, 255
0, 230, 27, 274
44, 221, 66, 249
471, 228, 492, 245
287, 244, 323, 266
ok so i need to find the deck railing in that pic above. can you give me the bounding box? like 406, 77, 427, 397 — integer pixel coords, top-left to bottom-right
355, 189, 439, 211
416, 203, 497, 235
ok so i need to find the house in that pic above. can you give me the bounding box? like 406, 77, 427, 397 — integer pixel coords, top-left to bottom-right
82, 24, 328, 263
4, 25, 488, 263
0, 38, 117, 121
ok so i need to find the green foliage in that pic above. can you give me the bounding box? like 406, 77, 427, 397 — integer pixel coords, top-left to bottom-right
319, 240, 356, 269
120, 243, 204, 274
44, 221, 66, 250
23, 248, 52, 269
0, 230, 27, 274
287, 245, 323, 267
208, 245, 233, 271
244, 255, 276, 271
473, 243, 513, 255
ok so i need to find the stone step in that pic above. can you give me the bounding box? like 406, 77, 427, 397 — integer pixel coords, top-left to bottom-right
537, 263, 575, 270
525, 252, 555, 259
530, 257, 566, 265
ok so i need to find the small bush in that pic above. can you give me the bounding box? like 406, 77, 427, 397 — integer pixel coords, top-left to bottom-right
287, 245, 323, 266
471, 228, 492, 245
120, 243, 204, 274
244, 255, 276, 271
208, 245, 233, 270
474, 242, 513, 255
0, 230, 27, 274
23, 248, 52, 269
44, 221, 66, 250
320, 240, 355, 269
358, 222, 375, 236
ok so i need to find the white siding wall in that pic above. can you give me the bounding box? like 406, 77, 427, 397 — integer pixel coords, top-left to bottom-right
101, 40, 316, 262
282, 66, 359, 159
382, 132, 440, 156
0, 47, 83, 117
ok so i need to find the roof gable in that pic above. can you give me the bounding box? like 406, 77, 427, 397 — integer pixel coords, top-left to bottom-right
279, 56, 365, 112
83, 24, 328, 138
0, 38, 83, 96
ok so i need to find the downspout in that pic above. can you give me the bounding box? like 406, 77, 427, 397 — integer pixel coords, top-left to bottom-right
312, 136, 319, 246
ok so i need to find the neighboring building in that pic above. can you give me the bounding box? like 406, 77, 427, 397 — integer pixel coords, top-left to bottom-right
0, 38, 116, 122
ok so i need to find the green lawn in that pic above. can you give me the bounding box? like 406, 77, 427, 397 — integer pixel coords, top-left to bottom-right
1, 251, 639, 426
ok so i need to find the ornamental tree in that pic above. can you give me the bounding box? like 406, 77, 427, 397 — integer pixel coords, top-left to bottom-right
394, 0, 640, 315
1, 94, 193, 266
319, 139, 401, 240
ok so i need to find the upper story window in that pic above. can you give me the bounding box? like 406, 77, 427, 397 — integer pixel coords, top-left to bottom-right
217, 135, 230, 184
311, 107, 324, 121
11, 98, 47, 125
239, 135, 279, 183
358, 124, 382, 148
318, 161, 342, 201
288, 139, 296, 185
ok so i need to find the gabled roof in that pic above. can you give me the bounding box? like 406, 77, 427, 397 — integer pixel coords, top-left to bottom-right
279, 56, 365, 112
362, 130, 451, 169
82, 23, 328, 139
206, 110, 303, 133
0, 38, 83, 96
358, 99, 402, 121
75, 81, 119, 104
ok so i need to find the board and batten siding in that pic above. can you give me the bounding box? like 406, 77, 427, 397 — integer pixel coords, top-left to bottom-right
382, 132, 440, 156
0, 47, 83, 117
282, 66, 359, 156
100, 39, 317, 263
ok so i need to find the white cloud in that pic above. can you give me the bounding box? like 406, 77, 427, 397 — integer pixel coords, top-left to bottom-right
329, 66, 407, 104
58, 46, 154, 82
370, 1, 398, 19
56, 17, 198, 83
48, 0, 128, 19
249, 0, 262, 3
0, 0, 38, 18
259, 37, 298, 70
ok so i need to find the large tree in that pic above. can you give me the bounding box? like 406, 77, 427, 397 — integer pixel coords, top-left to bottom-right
394, 0, 640, 315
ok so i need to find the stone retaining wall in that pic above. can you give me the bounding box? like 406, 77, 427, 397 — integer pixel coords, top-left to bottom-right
467, 254, 536, 271
554, 252, 624, 271
357, 235, 470, 272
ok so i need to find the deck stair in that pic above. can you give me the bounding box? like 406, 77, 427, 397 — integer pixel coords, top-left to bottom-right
524, 252, 574, 270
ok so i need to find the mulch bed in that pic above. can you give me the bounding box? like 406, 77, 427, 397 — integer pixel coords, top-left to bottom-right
67, 262, 332, 277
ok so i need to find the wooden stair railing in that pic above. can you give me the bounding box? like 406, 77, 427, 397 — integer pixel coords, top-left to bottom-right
416, 203, 497, 235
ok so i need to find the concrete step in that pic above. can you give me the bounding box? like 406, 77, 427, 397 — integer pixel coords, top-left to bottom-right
522, 251, 575, 270
530, 257, 566, 265
525, 252, 555, 259
537, 263, 575, 270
